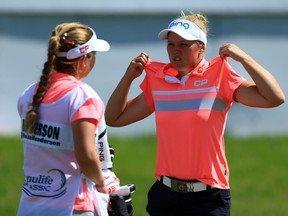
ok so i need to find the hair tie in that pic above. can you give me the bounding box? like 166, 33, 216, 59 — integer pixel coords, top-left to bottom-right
62, 32, 75, 45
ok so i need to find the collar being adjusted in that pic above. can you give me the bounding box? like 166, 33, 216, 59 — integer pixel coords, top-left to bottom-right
163, 58, 208, 85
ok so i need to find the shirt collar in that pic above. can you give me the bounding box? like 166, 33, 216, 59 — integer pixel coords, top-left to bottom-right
50, 72, 79, 83
163, 58, 209, 84
190, 58, 209, 76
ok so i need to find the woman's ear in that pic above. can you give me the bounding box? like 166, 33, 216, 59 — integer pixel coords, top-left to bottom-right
200, 43, 206, 53
79, 56, 87, 69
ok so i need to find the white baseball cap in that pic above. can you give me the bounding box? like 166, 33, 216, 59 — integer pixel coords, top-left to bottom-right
57, 27, 110, 60
158, 19, 207, 45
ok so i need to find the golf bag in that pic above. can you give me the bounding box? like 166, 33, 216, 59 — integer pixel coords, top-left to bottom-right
96, 120, 135, 216
108, 184, 135, 216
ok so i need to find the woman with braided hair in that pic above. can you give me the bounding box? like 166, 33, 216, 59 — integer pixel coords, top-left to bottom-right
17, 22, 110, 216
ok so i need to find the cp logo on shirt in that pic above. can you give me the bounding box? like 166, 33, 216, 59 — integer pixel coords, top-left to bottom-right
194, 79, 208, 87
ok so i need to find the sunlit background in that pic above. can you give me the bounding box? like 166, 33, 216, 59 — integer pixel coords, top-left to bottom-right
1, 0, 287, 137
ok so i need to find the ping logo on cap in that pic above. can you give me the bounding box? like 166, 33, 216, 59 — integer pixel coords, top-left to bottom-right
168, 21, 190, 30
158, 19, 207, 45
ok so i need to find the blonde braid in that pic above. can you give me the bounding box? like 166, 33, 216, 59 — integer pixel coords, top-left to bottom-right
24, 27, 61, 133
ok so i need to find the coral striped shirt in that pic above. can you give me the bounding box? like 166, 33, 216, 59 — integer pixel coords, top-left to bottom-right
141, 56, 245, 189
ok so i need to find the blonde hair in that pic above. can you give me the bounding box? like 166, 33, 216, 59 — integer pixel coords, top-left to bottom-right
24, 22, 93, 133
178, 11, 209, 35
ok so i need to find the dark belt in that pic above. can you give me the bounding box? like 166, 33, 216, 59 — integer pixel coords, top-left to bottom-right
158, 176, 212, 193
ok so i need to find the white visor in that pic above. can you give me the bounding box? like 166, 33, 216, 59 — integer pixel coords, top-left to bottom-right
158, 19, 207, 45
57, 27, 110, 60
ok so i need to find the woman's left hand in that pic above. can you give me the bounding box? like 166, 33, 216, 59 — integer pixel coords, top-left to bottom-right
219, 43, 248, 62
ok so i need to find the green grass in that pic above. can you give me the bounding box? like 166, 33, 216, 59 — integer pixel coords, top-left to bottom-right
1, 135, 288, 216
225, 136, 288, 216
0, 136, 24, 215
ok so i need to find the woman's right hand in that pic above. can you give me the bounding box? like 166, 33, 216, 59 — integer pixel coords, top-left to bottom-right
96, 184, 109, 194
125, 52, 149, 80
105, 52, 152, 127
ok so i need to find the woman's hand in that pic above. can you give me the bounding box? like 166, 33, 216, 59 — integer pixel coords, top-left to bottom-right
125, 52, 149, 80
96, 184, 109, 194
219, 43, 248, 62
